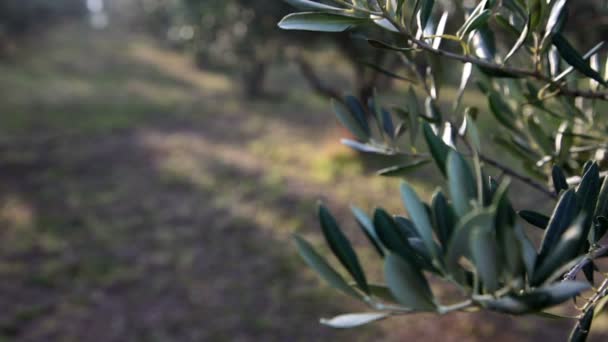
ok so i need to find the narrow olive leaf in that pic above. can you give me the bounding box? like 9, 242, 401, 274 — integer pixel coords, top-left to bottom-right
278, 12, 368, 32
526, 116, 553, 154
365, 283, 398, 302
401, 182, 441, 261
533, 216, 586, 286
552, 34, 608, 86
592, 177, 608, 242
454, 63, 473, 110
488, 91, 518, 132
432, 11, 449, 49
503, 14, 530, 63
416, 0, 435, 33
544, 0, 568, 38
423, 122, 452, 176
552, 165, 569, 195
424, 97, 442, 123
373, 209, 420, 262
568, 307, 594, 342
446, 209, 494, 274
320, 312, 390, 328
380, 108, 395, 139
447, 151, 477, 217
345, 96, 370, 136
555, 122, 573, 165
285, 0, 347, 11
332, 100, 369, 141
406, 87, 421, 145
377, 160, 432, 177
537, 189, 580, 264
431, 189, 455, 249
458, 9, 492, 39
481, 281, 590, 314
470, 226, 499, 293
319, 204, 369, 294
576, 162, 600, 236
519, 210, 549, 229
293, 235, 362, 299
553, 42, 605, 82
463, 114, 482, 152
528, 0, 546, 31
351, 205, 384, 257
384, 253, 437, 311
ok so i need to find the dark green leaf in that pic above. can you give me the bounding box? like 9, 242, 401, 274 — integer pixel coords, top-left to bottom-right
552, 165, 569, 195
544, 0, 568, 37
377, 160, 431, 177
423, 122, 452, 176
278, 12, 368, 32
431, 190, 455, 249
319, 204, 369, 294
488, 91, 518, 132
592, 177, 608, 242
332, 100, 369, 141
537, 189, 580, 265
533, 216, 586, 286
519, 210, 549, 229
552, 34, 608, 86
351, 205, 384, 257
446, 209, 494, 275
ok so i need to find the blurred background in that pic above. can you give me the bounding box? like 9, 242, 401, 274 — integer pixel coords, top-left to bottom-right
0, 0, 607, 341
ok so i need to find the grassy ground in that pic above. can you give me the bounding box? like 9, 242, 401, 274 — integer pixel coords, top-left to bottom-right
0, 22, 605, 341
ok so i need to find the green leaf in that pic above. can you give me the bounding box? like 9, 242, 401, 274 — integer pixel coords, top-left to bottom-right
552, 165, 569, 195
544, 0, 568, 38
488, 91, 518, 132
405, 87, 421, 145
373, 209, 420, 262
526, 116, 553, 155
576, 162, 600, 237
278, 12, 368, 32
332, 99, 369, 141
552, 34, 608, 86
592, 176, 608, 242
462, 113, 481, 152
454, 63, 472, 110
447, 151, 477, 217
519, 210, 550, 230
416, 0, 435, 33
533, 216, 586, 286
384, 253, 437, 311
458, 9, 491, 38
423, 122, 452, 176
431, 189, 455, 249
528, 0, 547, 31
470, 225, 499, 293
293, 235, 362, 299
401, 182, 441, 262
446, 209, 494, 275
481, 281, 590, 314
555, 122, 573, 165
319, 204, 369, 294
320, 312, 390, 328
537, 189, 579, 263
377, 160, 432, 177
351, 205, 384, 257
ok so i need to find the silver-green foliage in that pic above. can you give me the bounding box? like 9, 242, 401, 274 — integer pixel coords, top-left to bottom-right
279, 1, 608, 340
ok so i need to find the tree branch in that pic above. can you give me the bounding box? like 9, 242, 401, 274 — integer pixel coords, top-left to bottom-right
377, 9, 608, 101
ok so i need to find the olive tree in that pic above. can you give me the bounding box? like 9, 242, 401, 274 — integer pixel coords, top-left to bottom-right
278, 1, 608, 340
